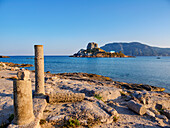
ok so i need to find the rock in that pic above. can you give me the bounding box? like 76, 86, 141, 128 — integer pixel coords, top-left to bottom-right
120, 83, 165, 92
10, 67, 15, 71
149, 96, 170, 110
87, 42, 98, 50
14, 67, 20, 71
0, 63, 7, 68
149, 108, 160, 115
146, 109, 155, 117
163, 110, 170, 119
2, 62, 33, 68
94, 88, 121, 101
49, 115, 65, 123
46, 71, 51, 73
97, 100, 119, 117
71, 100, 111, 123
0, 56, 10, 58
127, 100, 147, 115
79, 120, 88, 125
155, 117, 166, 127
137, 92, 148, 104
156, 115, 168, 121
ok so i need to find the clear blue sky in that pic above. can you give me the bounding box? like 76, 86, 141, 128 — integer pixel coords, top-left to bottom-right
0, 0, 170, 55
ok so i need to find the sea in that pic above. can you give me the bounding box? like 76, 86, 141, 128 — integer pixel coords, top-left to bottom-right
1, 56, 170, 93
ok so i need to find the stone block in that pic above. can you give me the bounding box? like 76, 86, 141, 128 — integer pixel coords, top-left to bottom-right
17, 70, 30, 80
48, 92, 85, 103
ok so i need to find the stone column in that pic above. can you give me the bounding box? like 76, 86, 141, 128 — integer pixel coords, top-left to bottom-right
13, 70, 34, 125
34, 45, 45, 95
127, 100, 146, 115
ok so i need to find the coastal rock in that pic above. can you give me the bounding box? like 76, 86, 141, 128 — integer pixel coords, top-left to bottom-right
116, 83, 165, 92
0, 56, 10, 58
146, 109, 155, 117
149, 108, 160, 115
163, 110, 170, 119
87, 42, 98, 50
94, 88, 121, 101
148, 95, 170, 110
0, 63, 7, 68
49, 115, 66, 123
2, 62, 33, 68
156, 115, 168, 121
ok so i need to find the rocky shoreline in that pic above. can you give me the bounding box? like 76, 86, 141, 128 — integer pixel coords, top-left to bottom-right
0, 62, 170, 128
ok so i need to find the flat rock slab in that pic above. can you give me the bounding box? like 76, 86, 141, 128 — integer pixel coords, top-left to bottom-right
46, 78, 122, 102
0, 71, 16, 126
43, 97, 118, 127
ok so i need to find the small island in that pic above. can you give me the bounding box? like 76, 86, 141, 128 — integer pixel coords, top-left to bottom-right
0, 55, 10, 58
70, 42, 133, 58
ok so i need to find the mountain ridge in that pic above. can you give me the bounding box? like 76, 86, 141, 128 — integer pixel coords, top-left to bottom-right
100, 42, 170, 56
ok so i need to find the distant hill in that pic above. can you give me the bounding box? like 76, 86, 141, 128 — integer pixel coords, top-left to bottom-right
100, 42, 170, 56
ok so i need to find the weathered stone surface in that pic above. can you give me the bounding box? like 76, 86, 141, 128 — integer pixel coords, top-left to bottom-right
94, 88, 121, 101
117, 83, 165, 92
127, 100, 146, 115
13, 80, 34, 125
156, 115, 168, 121
49, 115, 66, 123
17, 70, 30, 80
8, 96, 47, 128
146, 109, 155, 117
149, 108, 160, 115
34, 45, 45, 95
57, 80, 121, 102
97, 100, 119, 117
163, 110, 170, 119
148, 96, 170, 110
87, 42, 98, 50
48, 92, 85, 103
1, 62, 33, 67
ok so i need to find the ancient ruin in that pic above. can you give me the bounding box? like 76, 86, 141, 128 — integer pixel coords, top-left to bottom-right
34, 45, 45, 95
13, 70, 34, 125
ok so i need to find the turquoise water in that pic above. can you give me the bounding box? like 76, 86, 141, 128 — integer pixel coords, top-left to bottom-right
1, 56, 170, 93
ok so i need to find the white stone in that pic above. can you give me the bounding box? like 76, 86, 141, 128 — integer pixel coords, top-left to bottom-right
49, 115, 65, 122
146, 109, 155, 117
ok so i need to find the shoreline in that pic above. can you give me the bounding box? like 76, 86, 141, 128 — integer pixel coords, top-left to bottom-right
0, 62, 170, 127
0, 61, 166, 93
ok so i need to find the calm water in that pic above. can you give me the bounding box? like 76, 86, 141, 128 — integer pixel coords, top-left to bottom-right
1, 56, 170, 93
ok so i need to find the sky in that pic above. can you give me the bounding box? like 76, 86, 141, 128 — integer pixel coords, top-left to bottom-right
0, 0, 170, 55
